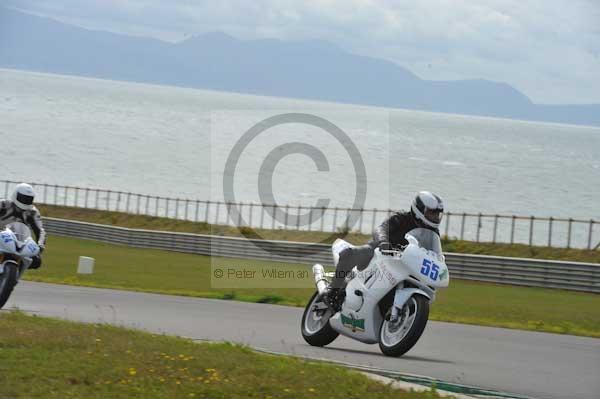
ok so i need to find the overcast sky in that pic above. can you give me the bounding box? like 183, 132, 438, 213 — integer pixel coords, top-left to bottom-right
5, 0, 600, 104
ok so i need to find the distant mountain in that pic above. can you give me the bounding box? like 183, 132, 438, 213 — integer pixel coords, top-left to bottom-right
1, 7, 599, 126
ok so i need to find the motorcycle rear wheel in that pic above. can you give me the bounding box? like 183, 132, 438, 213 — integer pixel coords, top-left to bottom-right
301, 291, 339, 346
379, 294, 429, 357
0, 263, 18, 309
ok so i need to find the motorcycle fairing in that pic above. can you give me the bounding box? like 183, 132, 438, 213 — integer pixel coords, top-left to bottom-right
329, 250, 408, 343
328, 232, 449, 343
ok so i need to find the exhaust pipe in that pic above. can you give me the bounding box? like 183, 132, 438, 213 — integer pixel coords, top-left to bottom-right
312, 264, 328, 296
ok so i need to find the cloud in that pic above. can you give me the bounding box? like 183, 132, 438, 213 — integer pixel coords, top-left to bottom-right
4, 0, 600, 103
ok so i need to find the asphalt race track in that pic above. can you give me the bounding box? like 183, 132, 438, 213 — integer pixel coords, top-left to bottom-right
5, 282, 599, 399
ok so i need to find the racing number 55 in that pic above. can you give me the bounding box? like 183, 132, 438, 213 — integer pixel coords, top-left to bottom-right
420, 259, 440, 280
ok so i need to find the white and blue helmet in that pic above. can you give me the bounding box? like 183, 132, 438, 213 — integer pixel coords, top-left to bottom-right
12, 183, 36, 211
411, 191, 444, 228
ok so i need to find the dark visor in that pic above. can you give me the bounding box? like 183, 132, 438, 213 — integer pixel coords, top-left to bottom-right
425, 208, 443, 223
16, 192, 34, 205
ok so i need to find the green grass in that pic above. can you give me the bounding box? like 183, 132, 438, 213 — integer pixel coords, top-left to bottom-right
430, 280, 600, 336
30, 235, 315, 306
0, 312, 443, 399
26, 235, 600, 338
39, 205, 600, 264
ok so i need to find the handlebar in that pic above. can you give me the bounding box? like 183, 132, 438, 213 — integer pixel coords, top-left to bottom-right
379, 247, 404, 256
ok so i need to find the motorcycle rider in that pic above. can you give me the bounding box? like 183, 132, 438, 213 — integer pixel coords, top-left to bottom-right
0, 183, 46, 269
325, 191, 444, 309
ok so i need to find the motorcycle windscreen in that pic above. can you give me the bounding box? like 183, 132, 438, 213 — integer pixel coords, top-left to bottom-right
406, 227, 442, 255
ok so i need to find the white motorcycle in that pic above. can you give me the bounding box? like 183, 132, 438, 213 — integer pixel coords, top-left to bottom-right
301, 228, 449, 357
0, 222, 41, 309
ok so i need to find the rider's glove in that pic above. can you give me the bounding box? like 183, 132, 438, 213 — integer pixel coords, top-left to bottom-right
38, 244, 45, 254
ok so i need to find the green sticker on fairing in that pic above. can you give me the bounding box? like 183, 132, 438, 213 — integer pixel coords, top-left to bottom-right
438, 269, 448, 281
341, 313, 365, 332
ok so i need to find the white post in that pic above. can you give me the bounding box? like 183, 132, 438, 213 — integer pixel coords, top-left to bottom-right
77, 256, 95, 274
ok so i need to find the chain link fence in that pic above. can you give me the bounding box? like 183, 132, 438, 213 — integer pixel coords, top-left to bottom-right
2, 180, 598, 250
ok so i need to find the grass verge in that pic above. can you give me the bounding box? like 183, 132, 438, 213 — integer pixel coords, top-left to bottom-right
39, 205, 600, 264
25, 235, 600, 338
0, 311, 443, 399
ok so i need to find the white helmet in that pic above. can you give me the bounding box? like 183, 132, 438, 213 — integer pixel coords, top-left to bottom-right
411, 191, 444, 229
12, 183, 36, 211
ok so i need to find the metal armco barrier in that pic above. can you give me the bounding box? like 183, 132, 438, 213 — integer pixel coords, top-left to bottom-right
43, 217, 600, 293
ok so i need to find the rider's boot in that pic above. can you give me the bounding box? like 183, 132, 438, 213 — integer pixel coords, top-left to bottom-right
323, 256, 351, 311
321, 245, 373, 311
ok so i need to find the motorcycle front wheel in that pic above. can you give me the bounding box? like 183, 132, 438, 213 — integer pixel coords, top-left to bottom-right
301, 291, 339, 347
379, 294, 429, 357
0, 262, 19, 309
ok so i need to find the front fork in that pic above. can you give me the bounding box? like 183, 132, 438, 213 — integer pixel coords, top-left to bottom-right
18, 258, 31, 279
391, 284, 432, 323
0, 260, 27, 282
388, 283, 403, 322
